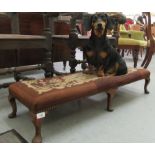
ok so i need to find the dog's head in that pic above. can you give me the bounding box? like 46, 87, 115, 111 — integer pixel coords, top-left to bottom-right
91, 13, 109, 37
83, 13, 113, 38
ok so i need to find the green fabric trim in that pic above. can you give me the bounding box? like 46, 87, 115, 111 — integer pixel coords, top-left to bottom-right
129, 30, 145, 40
120, 30, 130, 38
118, 38, 147, 46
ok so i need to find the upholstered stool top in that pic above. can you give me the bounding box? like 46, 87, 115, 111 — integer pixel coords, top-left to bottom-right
9, 68, 150, 113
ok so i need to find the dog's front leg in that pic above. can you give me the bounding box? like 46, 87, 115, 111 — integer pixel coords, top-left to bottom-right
97, 65, 105, 77
83, 64, 95, 74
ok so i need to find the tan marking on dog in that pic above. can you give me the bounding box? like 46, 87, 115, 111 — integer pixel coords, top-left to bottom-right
115, 63, 119, 71
106, 67, 115, 75
86, 51, 94, 57
99, 51, 108, 58
106, 63, 120, 75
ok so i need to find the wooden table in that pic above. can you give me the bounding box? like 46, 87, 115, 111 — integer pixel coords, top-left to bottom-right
0, 33, 53, 88
0, 34, 47, 49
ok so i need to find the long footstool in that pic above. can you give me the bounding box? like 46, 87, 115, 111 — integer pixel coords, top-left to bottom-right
8, 68, 150, 143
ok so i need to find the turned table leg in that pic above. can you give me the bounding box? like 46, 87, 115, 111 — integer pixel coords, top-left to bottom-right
43, 26, 53, 78
31, 112, 44, 143
8, 94, 17, 118
63, 60, 67, 71
144, 76, 150, 94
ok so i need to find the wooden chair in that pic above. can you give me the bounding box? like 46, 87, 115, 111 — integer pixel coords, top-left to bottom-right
119, 27, 146, 58
118, 13, 153, 68
151, 25, 155, 38
141, 13, 155, 68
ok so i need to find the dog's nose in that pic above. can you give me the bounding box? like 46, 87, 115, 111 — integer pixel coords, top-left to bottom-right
97, 23, 102, 29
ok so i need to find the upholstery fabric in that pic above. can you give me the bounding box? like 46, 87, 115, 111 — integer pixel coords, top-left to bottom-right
120, 30, 130, 38
129, 30, 145, 40
118, 38, 147, 47
119, 25, 147, 47
21, 72, 100, 94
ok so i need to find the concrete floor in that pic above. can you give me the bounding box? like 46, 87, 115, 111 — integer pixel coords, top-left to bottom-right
0, 51, 155, 143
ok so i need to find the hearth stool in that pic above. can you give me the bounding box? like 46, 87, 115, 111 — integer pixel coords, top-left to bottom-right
8, 68, 150, 143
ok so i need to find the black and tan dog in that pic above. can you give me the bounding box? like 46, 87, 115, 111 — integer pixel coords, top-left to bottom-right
83, 13, 127, 77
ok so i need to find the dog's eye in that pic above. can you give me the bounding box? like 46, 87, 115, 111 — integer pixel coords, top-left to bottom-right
100, 15, 106, 21
92, 15, 97, 23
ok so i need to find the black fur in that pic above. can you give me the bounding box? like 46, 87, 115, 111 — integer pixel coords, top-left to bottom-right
83, 13, 127, 76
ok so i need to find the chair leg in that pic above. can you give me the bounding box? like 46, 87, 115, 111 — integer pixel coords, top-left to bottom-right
31, 112, 43, 143
8, 94, 17, 118
140, 48, 143, 57
121, 49, 125, 57
144, 76, 150, 94
132, 50, 138, 68
141, 47, 150, 67
144, 50, 153, 68
117, 48, 121, 54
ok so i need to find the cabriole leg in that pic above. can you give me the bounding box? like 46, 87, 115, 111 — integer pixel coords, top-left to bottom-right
144, 76, 150, 94
8, 94, 17, 118
31, 112, 43, 143
106, 93, 114, 112
106, 88, 117, 112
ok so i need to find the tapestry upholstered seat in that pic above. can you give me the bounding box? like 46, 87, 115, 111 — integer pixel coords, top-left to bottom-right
8, 68, 150, 143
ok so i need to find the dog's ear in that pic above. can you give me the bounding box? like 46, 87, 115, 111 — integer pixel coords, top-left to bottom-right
104, 14, 114, 30
82, 45, 92, 52
118, 15, 126, 24
109, 13, 126, 25
83, 14, 92, 31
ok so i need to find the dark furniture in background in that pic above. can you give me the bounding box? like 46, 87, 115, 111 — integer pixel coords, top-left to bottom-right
0, 32, 53, 88
0, 13, 45, 68
0, 12, 59, 89
0, 13, 80, 68
0, 13, 11, 34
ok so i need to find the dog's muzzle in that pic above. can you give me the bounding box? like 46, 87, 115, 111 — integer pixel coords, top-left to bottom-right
93, 21, 106, 37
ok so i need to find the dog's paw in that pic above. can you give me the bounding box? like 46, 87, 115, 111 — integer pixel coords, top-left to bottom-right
97, 70, 105, 77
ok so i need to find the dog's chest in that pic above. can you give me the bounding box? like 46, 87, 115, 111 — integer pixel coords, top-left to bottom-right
86, 37, 113, 67
92, 38, 106, 50
86, 50, 109, 68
